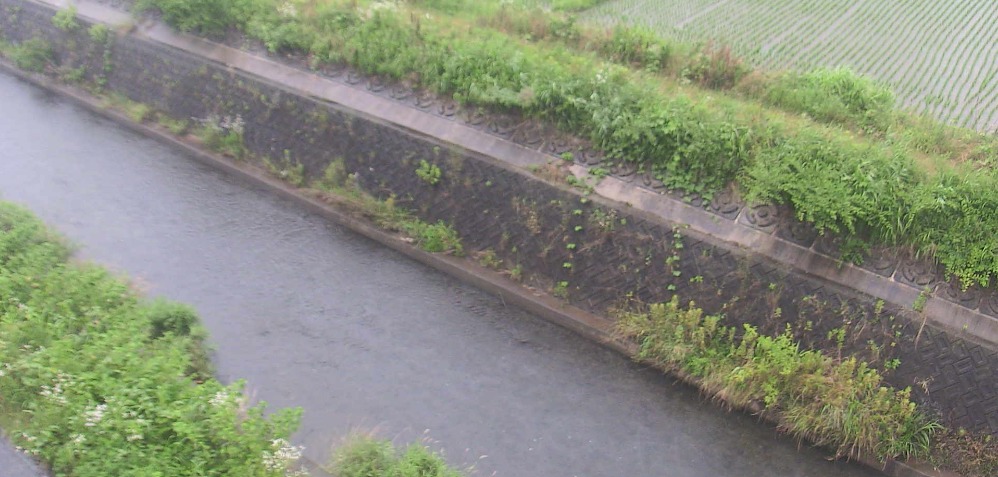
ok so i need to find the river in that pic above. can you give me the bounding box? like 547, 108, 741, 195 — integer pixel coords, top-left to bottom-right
0, 70, 881, 477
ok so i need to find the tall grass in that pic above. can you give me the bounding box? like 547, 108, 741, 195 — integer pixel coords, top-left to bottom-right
615, 296, 941, 461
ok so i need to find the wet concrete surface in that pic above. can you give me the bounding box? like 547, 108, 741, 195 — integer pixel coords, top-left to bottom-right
0, 71, 884, 477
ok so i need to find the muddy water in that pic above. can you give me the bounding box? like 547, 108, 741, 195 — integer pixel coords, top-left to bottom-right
0, 71, 882, 477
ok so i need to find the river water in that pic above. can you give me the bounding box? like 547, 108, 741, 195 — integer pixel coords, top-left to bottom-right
0, 71, 881, 477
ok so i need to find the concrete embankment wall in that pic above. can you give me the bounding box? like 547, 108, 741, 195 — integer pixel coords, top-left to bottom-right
1, 0, 995, 437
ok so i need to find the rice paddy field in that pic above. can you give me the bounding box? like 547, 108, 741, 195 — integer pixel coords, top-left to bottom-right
581, 0, 998, 133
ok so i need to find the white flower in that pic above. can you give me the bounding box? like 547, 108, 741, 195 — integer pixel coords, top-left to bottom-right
261, 438, 305, 472
210, 390, 230, 407
127, 433, 143, 442
84, 403, 107, 427
39, 373, 73, 405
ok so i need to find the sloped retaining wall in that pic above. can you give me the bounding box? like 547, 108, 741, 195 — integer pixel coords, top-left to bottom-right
1, 0, 995, 437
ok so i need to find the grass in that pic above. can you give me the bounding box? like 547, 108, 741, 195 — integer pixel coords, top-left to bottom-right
615, 296, 941, 461
327, 434, 464, 477
0, 201, 306, 477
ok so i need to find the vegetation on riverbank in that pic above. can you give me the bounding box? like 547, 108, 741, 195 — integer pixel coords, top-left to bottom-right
615, 297, 998, 475
0, 202, 307, 476
0, 198, 466, 476
615, 297, 940, 461
129, 0, 998, 290
328, 434, 464, 477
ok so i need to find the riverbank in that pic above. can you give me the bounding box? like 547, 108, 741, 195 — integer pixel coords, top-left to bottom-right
0, 0, 996, 472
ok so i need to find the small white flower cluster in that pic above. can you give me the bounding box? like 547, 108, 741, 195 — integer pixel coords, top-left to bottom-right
84, 403, 107, 427
261, 438, 308, 475
594, 67, 612, 86
210, 389, 231, 407
39, 373, 74, 405
16, 432, 39, 456
277, 1, 298, 18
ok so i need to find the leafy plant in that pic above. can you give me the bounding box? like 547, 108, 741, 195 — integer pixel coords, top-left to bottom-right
52, 5, 79, 31
4, 37, 53, 73
416, 159, 442, 186
400, 219, 463, 255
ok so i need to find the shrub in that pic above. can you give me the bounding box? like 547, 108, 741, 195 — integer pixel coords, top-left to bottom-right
0, 202, 304, 477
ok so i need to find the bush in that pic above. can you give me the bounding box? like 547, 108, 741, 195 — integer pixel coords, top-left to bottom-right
0, 202, 304, 477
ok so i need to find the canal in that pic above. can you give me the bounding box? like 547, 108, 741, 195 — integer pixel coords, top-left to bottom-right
0, 70, 881, 477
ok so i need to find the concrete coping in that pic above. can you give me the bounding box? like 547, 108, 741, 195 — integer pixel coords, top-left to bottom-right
45, 0, 998, 350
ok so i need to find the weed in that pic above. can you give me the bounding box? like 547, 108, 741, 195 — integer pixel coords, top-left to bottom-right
3, 38, 53, 73
400, 219, 463, 255
157, 115, 189, 135
508, 264, 523, 282
476, 248, 502, 268
52, 5, 79, 31
196, 114, 246, 159
416, 159, 442, 186
553, 281, 570, 298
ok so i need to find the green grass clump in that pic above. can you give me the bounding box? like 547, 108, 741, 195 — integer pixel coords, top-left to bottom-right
761, 67, 895, 133
0, 202, 304, 477
0, 37, 53, 73
329, 435, 463, 477
615, 296, 941, 461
